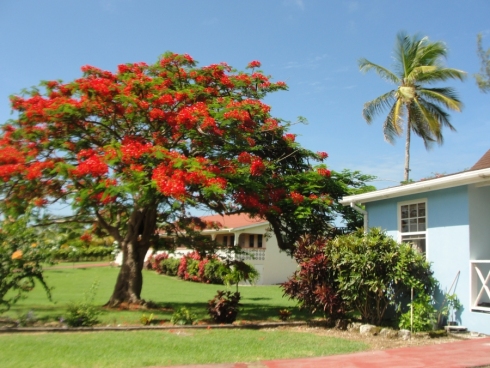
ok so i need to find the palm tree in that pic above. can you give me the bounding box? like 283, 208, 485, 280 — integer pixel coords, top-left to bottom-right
359, 32, 466, 182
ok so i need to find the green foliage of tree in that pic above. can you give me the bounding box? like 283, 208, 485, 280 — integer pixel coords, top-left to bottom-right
0, 212, 52, 313
475, 33, 490, 93
223, 260, 260, 292
359, 32, 466, 181
283, 228, 435, 325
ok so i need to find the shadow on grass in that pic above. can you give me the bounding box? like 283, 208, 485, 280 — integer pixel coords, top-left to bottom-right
138, 300, 315, 322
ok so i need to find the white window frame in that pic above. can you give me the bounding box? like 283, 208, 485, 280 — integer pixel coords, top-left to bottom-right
397, 199, 427, 255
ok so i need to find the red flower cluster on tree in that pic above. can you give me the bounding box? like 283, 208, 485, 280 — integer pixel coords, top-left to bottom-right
317, 168, 331, 177
73, 152, 108, 177
120, 136, 153, 163
290, 191, 305, 205
250, 158, 266, 176
317, 151, 328, 160
247, 60, 261, 68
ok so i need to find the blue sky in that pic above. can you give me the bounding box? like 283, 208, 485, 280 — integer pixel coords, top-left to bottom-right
1, 0, 489, 189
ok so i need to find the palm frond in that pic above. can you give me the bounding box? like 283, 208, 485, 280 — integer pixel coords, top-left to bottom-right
394, 31, 417, 77
358, 58, 399, 84
405, 65, 437, 83
416, 97, 455, 131
416, 67, 466, 84
414, 40, 447, 67
408, 104, 437, 149
418, 87, 463, 112
362, 90, 396, 124
382, 100, 405, 143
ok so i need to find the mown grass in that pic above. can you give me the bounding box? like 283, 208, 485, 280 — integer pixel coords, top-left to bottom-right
4, 263, 313, 324
0, 329, 368, 368
1, 264, 369, 367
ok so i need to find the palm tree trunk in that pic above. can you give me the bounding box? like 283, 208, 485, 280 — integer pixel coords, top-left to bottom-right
404, 108, 411, 182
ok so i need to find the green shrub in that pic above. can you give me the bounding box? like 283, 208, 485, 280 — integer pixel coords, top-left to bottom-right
203, 259, 227, 284
161, 258, 180, 276
207, 290, 241, 324
399, 292, 436, 332
282, 228, 435, 325
171, 307, 197, 325
187, 258, 200, 278
50, 246, 114, 262
140, 313, 154, 326
64, 280, 100, 327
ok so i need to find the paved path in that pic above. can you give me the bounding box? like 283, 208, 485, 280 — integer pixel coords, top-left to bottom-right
168, 337, 490, 368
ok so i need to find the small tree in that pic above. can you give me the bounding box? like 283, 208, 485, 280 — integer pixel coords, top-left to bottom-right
0, 212, 52, 312
476, 33, 490, 93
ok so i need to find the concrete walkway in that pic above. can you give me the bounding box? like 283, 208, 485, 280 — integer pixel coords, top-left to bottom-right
169, 337, 490, 368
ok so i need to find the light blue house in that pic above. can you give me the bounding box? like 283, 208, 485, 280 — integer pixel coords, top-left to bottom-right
340, 150, 490, 335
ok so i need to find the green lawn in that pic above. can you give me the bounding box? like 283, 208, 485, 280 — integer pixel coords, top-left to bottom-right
4, 264, 312, 324
0, 329, 367, 368
1, 265, 369, 367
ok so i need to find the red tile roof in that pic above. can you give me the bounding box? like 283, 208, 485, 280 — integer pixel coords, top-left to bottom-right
470, 149, 490, 171
200, 213, 267, 230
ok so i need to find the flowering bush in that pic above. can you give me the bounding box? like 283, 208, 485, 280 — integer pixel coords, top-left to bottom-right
0, 213, 52, 313
147, 252, 169, 273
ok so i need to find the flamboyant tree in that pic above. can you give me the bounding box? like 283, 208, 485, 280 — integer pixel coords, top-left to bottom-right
0, 53, 335, 307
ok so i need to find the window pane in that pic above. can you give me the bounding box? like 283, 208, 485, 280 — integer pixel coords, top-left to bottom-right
401, 220, 409, 232
418, 203, 425, 217
418, 218, 426, 231
409, 219, 417, 232
409, 204, 417, 217
402, 235, 426, 253
257, 234, 263, 248
401, 205, 408, 219
249, 235, 254, 248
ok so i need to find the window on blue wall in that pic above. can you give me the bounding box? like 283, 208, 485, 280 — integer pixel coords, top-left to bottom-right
399, 201, 426, 253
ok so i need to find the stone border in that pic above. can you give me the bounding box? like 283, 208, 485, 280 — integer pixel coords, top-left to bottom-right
0, 320, 308, 334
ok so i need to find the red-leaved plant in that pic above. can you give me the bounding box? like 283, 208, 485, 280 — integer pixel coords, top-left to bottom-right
207, 290, 241, 324
281, 235, 345, 319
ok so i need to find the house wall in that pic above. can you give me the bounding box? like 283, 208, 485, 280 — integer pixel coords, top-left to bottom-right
234, 224, 297, 285
469, 184, 490, 260
365, 186, 490, 334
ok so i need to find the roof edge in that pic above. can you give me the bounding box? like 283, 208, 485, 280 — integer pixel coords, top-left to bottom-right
340, 167, 490, 205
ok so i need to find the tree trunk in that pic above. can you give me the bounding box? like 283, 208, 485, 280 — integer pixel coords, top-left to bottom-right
105, 206, 157, 307
404, 109, 411, 182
